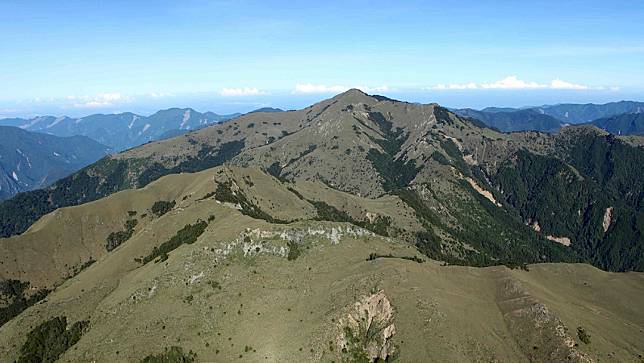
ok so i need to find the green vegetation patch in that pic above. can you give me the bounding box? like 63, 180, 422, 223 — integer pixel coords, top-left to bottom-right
430, 150, 450, 166
395, 185, 577, 268
308, 199, 392, 237
341, 327, 371, 363
140, 346, 196, 363
366, 252, 424, 263
17, 316, 89, 363
214, 181, 288, 224
106, 218, 138, 251
266, 161, 286, 181
287, 240, 302, 261
197, 191, 215, 201
492, 144, 644, 272
70, 259, 96, 277
265, 145, 317, 179
142, 220, 209, 264
577, 326, 591, 344
364, 112, 420, 191
286, 186, 304, 200
0, 279, 49, 328
309, 199, 353, 222
438, 138, 471, 176
151, 200, 176, 217
363, 215, 393, 237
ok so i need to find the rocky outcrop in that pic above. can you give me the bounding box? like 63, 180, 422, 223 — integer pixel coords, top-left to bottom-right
602, 207, 613, 233
466, 177, 502, 207
494, 270, 593, 362
547, 235, 572, 246
210, 224, 375, 262
337, 290, 397, 361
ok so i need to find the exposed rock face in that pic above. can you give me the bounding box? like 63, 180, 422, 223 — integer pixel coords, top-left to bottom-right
547, 235, 572, 246
337, 290, 396, 361
466, 177, 502, 207
210, 224, 375, 262
602, 207, 613, 233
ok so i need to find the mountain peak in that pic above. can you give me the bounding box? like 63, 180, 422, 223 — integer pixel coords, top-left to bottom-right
342, 88, 368, 96
331, 88, 378, 105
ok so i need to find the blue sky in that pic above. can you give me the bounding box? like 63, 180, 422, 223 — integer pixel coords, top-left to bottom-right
1, 0, 643, 117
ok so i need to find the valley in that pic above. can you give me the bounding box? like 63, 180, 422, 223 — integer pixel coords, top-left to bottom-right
0, 126, 111, 200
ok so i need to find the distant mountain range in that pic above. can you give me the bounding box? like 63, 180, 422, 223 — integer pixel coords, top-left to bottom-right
0, 100, 640, 203
0, 108, 241, 151
454, 100, 644, 134
454, 108, 563, 133
588, 112, 644, 135
535, 101, 644, 124
0, 126, 110, 200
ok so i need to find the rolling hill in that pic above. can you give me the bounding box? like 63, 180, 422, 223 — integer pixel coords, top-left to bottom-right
0, 126, 111, 200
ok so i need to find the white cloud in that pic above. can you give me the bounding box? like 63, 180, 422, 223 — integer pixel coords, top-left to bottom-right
426, 76, 602, 91
148, 92, 174, 98
481, 76, 545, 89
429, 82, 478, 90
293, 84, 389, 94
219, 87, 266, 97
69, 93, 129, 108
548, 79, 588, 90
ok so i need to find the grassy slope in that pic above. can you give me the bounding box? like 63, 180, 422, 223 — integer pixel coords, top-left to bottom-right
0, 219, 642, 362
0, 166, 641, 362
0, 165, 413, 291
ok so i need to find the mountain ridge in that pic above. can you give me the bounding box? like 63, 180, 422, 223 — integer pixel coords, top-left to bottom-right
0, 89, 642, 361
455, 100, 644, 134
0, 126, 111, 200
536, 100, 644, 124
0, 162, 642, 362
588, 112, 644, 135
453, 107, 564, 132
0, 108, 241, 151
0, 89, 642, 272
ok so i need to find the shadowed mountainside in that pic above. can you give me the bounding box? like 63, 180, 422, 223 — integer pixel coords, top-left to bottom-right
0, 126, 111, 200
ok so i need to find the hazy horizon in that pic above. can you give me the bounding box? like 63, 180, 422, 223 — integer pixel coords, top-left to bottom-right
2, 1, 643, 118
3, 89, 644, 119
